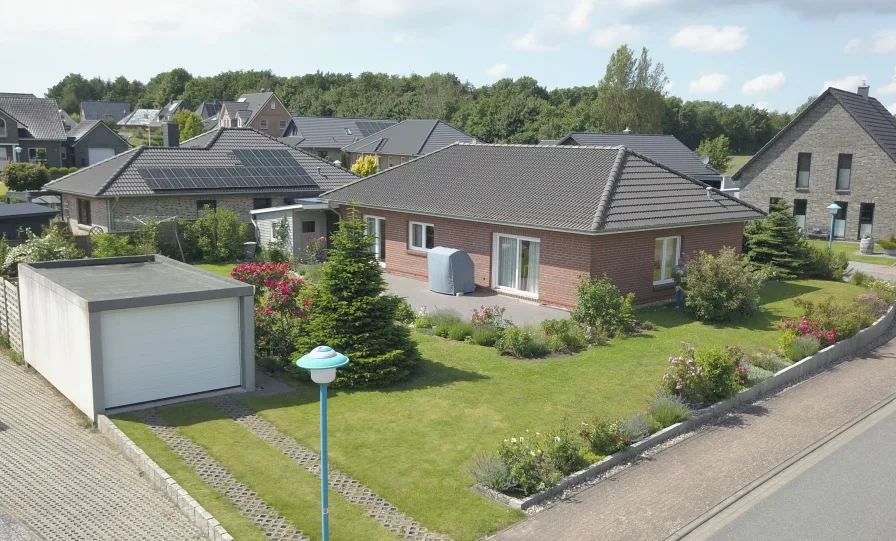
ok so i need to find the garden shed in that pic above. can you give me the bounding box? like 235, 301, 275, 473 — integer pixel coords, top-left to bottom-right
18, 255, 255, 420
0, 202, 59, 238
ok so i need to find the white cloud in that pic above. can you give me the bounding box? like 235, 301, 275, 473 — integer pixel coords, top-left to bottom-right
392, 33, 422, 45
688, 73, 729, 94
589, 24, 642, 49
566, 0, 594, 32
488, 63, 510, 78
888, 103, 896, 115
872, 29, 896, 53
622, 0, 666, 5
670, 25, 748, 52
512, 29, 563, 51
822, 74, 868, 93
512, 0, 594, 51
742, 72, 786, 96
843, 38, 862, 54
755, 101, 769, 110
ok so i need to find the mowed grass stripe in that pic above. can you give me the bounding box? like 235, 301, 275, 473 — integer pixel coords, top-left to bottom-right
113, 414, 269, 541
159, 403, 400, 541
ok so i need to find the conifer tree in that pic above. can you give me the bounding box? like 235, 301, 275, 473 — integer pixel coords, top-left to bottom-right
744, 200, 808, 279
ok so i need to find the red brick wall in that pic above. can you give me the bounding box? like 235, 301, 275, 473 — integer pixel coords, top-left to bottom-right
344, 207, 745, 309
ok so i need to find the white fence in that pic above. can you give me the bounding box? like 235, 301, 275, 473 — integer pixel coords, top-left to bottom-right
0, 279, 23, 354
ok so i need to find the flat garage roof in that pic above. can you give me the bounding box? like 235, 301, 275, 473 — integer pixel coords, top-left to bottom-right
23, 255, 253, 312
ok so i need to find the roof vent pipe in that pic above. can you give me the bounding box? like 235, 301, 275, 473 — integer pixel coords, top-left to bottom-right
622, 127, 632, 134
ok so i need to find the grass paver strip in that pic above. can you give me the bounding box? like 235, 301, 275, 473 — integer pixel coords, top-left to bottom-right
133, 408, 308, 541
210, 396, 452, 541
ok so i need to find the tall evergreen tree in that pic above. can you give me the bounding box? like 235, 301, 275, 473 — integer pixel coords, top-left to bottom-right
744, 200, 808, 279
299, 207, 419, 388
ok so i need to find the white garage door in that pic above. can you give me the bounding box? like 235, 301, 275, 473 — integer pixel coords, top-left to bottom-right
100, 298, 242, 408
88, 147, 116, 164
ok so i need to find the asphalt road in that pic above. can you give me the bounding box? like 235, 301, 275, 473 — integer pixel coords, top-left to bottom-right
688, 397, 896, 541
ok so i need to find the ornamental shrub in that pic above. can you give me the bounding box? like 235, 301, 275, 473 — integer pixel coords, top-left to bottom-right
470, 305, 512, 329
662, 342, 743, 406
743, 200, 809, 279
619, 413, 651, 442
231, 262, 293, 296
805, 246, 850, 281
745, 364, 775, 386
541, 319, 587, 353
777, 316, 838, 351
185, 206, 246, 263
877, 234, 896, 251
90, 233, 137, 257
855, 292, 890, 318
497, 434, 559, 496
645, 391, 693, 429
681, 247, 766, 322
4, 225, 81, 273
749, 352, 791, 373
792, 296, 875, 340
580, 417, 629, 456
393, 297, 416, 325
494, 326, 549, 358
446, 322, 475, 341
469, 326, 501, 347
868, 279, 896, 305
571, 275, 635, 337
468, 452, 514, 492
850, 271, 873, 287
1, 162, 51, 191
298, 206, 419, 388
785, 335, 821, 362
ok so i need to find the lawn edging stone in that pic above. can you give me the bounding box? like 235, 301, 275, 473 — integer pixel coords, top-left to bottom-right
477, 305, 895, 511
97, 415, 234, 541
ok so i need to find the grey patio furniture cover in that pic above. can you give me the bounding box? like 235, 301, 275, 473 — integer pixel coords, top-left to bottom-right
427, 247, 475, 295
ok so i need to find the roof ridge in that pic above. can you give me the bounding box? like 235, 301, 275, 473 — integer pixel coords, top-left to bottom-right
416, 120, 441, 155
97, 147, 145, 196
591, 148, 628, 231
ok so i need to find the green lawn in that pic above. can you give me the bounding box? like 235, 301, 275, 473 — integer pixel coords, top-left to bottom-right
195, 262, 239, 278
725, 155, 752, 175
115, 279, 864, 541
807, 239, 896, 266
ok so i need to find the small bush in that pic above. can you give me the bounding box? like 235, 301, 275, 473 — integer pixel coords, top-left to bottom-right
413, 314, 436, 329
745, 364, 774, 386
805, 246, 851, 281
431, 310, 462, 337
662, 343, 743, 406
793, 296, 875, 340
645, 391, 693, 429
572, 275, 636, 337
262, 244, 290, 263
497, 433, 565, 495
877, 234, 896, 250
850, 271, 873, 287
5, 225, 82, 273
393, 297, 416, 325
470, 305, 512, 329
468, 452, 514, 492
185, 206, 247, 263
294, 263, 324, 282
446, 322, 475, 341
619, 413, 651, 442
495, 326, 549, 358
544, 425, 586, 476
469, 326, 501, 347
681, 247, 767, 322
750, 352, 791, 373
90, 233, 137, 258
855, 292, 890, 318
639, 320, 656, 331
786, 335, 821, 362
541, 319, 587, 353
580, 417, 629, 456
868, 279, 896, 305
1, 162, 50, 191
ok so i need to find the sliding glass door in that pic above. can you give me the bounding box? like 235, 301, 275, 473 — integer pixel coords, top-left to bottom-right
365, 216, 386, 262
493, 234, 540, 295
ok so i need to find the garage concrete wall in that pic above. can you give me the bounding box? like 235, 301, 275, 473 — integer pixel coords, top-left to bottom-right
254, 210, 293, 255
19, 266, 96, 418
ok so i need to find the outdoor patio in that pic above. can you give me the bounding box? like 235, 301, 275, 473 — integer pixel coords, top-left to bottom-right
384, 272, 569, 325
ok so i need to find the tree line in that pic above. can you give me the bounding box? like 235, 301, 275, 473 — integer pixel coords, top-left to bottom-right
47, 46, 808, 154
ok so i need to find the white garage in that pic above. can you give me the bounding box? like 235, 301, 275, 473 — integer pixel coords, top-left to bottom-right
88, 147, 116, 164
18, 255, 255, 419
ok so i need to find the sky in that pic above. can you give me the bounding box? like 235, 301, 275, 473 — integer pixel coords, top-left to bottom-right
4, 0, 896, 114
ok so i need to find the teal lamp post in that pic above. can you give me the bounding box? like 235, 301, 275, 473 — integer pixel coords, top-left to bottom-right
295, 346, 349, 541
826, 203, 841, 250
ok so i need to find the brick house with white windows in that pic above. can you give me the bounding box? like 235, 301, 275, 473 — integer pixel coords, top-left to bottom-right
219, 92, 292, 137
323, 143, 765, 310
736, 84, 896, 240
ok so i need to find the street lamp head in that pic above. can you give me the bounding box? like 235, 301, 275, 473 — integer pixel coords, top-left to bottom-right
13, 146, 22, 154
826, 203, 841, 216
296, 346, 349, 384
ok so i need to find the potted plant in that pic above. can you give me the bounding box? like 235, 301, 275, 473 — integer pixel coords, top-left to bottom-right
877, 235, 896, 257
860, 233, 875, 254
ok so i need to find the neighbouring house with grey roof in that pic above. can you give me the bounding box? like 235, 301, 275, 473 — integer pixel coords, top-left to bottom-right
153, 100, 191, 125
322, 143, 764, 309
736, 84, 896, 241
558, 132, 725, 187
0, 94, 68, 169
59, 109, 78, 131
279, 116, 398, 162
219, 92, 291, 137
117, 108, 161, 129
79, 101, 131, 122
341, 119, 478, 170
195, 101, 223, 119
45, 127, 358, 236
64, 120, 131, 167
537, 139, 560, 146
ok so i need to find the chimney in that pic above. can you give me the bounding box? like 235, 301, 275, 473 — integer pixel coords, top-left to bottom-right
857, 82, 870, 99
622, 127, 632, 134
162, 122, 179, 147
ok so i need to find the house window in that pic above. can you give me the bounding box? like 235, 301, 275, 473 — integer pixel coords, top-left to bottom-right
61, 148, 67, 161
409, 221, 434, 251
0, 118, 6, 138
796, 153, 811, 188
253, 198, 272, 210
28, 148, 46, 163
769, 197, 781, 213
493, 233, 540, 296
77, 199, 91, 225
196, 200, 217, 212
301, 220, 316, 233
365, 216, 386, 261
793, 199, 807, 229
270, 102, 276, 110
833, 201, 848, 238
279, 120, 287, 131
836, 154, 852, 190
653, 236, 681, 285
318, 151, 328, 158
388, 157, 393, 168
344, 128, 352, 136
859, 203, 875, 238
260, 120, 268, 130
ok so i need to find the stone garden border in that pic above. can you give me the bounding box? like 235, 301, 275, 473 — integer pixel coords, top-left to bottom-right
96, 415, 234, 541
476, 305, 896, 510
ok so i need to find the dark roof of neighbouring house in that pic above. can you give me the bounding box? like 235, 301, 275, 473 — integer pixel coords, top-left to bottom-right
80, 101, 131, 122
66, 120, 131, 147
558, 133, 723, 185
118, 109, 160, 127
0, 95, 66, 140
195, 101, 222, 119
221, 92, 277, 125
340, 120, 478, 156
282, 116, 397, 149
59, 110, 78, 131
0, 202, 59, 219
323, 143, 764, 233
734, 87, 896, 179
154, 100, 190, 124
537, 139, 560, 146
46, 128, 359, 198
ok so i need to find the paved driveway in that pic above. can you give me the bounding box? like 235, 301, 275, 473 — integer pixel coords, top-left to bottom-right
385, 272, 569, 325
849, 261, 896, 282
0, 358, 203, 540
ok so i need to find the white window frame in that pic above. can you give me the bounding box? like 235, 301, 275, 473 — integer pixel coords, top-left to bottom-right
260, 119, 268, 130
279, 120, 287, 131
408, 221, 434, 252
365, 215, 386, 265
388, 156, 393, 168
270, 102, 276, 110
653, 236, 681, 285
0, 118, 6, 138
491, 232, 541, 298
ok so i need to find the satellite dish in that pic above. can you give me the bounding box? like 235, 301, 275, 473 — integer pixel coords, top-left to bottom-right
700, 155, 710, 165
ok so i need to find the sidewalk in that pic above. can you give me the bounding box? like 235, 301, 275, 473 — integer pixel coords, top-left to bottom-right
494, 323, 896, 541
0, 359, 203, 540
